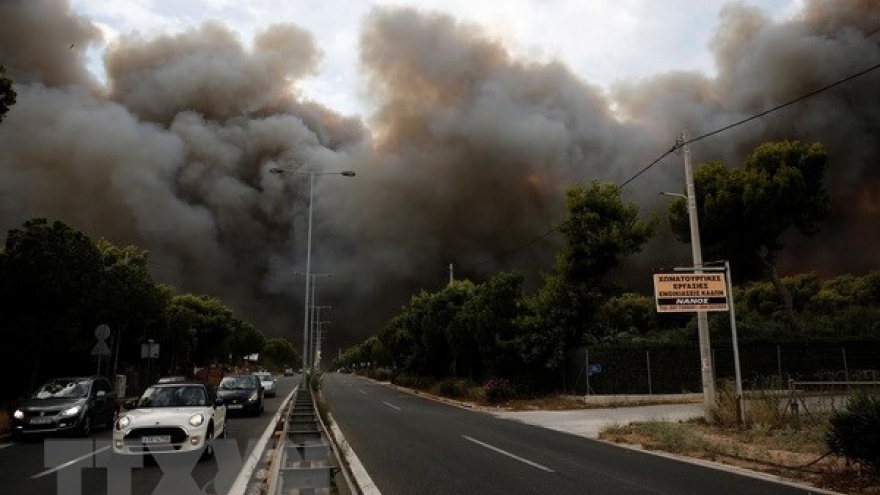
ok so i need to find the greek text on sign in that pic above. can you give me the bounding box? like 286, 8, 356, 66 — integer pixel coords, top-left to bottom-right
653, 273, 729, 312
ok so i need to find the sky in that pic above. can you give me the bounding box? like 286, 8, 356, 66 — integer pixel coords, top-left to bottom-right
69, 0, 804, 116
2, 0, 879, 359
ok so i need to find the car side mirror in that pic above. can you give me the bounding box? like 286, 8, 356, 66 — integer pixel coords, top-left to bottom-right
123, 400, 137, 410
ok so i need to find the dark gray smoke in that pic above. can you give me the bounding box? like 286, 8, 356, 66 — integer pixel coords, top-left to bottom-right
1, 0, 878, 354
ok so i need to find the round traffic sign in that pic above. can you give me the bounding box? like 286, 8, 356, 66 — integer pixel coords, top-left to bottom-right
95, 324, 111, 340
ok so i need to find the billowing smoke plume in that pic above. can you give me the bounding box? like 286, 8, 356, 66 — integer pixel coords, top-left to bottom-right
1, 0, 878, 353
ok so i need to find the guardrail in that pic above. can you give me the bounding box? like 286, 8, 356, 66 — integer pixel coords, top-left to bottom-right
265, 384, 357, 495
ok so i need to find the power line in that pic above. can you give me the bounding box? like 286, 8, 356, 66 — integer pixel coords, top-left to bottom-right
467, 61, 880, 271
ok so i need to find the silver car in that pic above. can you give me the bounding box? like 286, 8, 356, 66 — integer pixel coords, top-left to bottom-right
253, 372, 276, 398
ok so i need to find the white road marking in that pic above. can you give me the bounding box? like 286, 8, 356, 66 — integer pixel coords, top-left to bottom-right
358, 390, 367, 395
0, 443, 14, 450
462, 436, 554, 473
31, 445, 111, 479
382, 402, 401, 411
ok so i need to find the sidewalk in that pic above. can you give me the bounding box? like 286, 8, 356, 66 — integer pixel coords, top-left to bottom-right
492, 402, 705, 439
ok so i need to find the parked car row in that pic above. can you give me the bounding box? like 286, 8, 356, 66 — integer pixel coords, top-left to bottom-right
11, 370, 284, 461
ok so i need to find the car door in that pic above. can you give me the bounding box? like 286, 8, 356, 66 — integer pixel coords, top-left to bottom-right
93, 378, 115, 424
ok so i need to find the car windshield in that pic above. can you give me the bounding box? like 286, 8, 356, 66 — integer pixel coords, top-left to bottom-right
32, 379, 90, 399
137, 385, 207, 407
255, 373, 272, 381
218, 376, 255, 390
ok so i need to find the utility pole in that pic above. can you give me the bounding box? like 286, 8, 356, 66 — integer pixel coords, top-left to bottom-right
449, 263, 454, 285
682, 132, 716, 410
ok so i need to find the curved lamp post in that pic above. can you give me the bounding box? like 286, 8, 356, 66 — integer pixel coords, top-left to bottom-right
270, 167, 354, 380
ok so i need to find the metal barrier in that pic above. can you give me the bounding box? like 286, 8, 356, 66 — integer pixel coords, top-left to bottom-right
266, 384, 357, 495
784, 379, 880, 422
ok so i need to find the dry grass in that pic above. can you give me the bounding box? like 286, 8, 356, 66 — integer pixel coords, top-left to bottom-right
600, 419, 879, 495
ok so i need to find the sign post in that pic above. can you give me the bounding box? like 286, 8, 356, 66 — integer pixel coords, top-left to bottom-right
141, 339, 160, 386
92, 324, 112, 376
653, 263, 745, 425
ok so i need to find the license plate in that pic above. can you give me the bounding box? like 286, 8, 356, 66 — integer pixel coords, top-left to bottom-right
141, 435, 171, 444
228, 404, 243, 410
29, 417, 54, 425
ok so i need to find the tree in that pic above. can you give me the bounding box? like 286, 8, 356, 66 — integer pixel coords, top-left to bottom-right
167, 293, 241, 366
0, 64, 15, 123
522, 181, 657, 370
0, 218, 104, 389
668, 141, 831, 332
226, 320, 265, 360
93, 240, 168, 374
449, 271, 527, 379
263, 338, 301, 370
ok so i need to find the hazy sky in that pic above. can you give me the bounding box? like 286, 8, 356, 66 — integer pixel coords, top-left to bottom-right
4, 0, 878, 354
70, 0, 804, 117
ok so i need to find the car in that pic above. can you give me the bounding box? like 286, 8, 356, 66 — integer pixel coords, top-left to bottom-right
112, 382, 226, 460
284, 367, 294, 376
216, 374, 264, 416
253, 372, 277, 397
11, 376, 117, 438
156, 376, 186, 384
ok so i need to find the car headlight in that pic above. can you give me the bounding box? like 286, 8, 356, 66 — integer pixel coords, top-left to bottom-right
189, 414, 205, 427
247, 391, 259, 402
60, 405, 83, 417
115, 416, 131, 430
13, 409, 24, 420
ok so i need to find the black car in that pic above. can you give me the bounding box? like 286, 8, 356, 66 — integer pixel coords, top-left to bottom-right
12, 376, 117, 438
216, 374, 264, 416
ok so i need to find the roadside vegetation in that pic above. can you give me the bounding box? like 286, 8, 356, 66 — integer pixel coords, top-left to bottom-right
331, 139, 879, 492
600, 391, 880, 495
332, 140, 880, 402
0, 218, 302, 409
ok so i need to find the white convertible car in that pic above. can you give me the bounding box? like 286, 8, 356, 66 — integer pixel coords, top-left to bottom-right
113, 382, 227, 460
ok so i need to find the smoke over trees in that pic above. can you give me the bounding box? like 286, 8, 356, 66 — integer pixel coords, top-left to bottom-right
1, 0, 878, 354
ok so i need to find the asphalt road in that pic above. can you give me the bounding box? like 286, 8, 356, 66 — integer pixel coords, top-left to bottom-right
0, 374, 299, 495
322, 373, 821, 495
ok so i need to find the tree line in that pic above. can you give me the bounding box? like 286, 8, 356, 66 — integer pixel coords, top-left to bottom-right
334, 141, 880, 393
0, 218, 300, 403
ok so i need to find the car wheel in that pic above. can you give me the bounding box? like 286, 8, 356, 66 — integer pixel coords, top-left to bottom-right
77, 414, 93, 437
201, 427, 215, 461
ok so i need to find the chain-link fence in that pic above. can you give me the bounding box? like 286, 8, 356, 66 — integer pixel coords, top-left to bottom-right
564, 342, 880, 395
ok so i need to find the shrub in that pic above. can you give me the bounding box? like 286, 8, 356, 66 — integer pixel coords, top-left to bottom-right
0, 409, 9, 436
392, 373, 431, 390
310, 371, 323, 392
484, 378, 515, 404
435, 379, 468, 399
826, 392, 880, 471
372, 368, 393, 382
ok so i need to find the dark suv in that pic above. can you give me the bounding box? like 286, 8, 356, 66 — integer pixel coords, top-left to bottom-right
12, 376, 117, 438
216, 374, 264, 416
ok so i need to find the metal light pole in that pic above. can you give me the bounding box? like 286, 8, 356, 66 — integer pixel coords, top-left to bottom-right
298, 273, 333, 370
315, 320, 330, 369
312, 305, 331, 367
270, 167, 354, 381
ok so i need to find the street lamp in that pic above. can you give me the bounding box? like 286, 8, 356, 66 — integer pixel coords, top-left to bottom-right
314, 320, 330, 370
312, 305, 331, 368
294, 272, 333, 370
270, 167, 354, 381
660, 131, 716, 411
